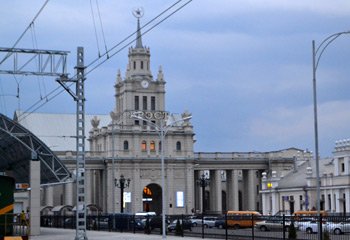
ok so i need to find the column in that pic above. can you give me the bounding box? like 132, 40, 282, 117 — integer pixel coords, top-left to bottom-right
243, 170, 256, 210
185, 163, 194, 214
335, 190, 340, 213
214, 170, 222, 212
345, 189, 350, 214
85, 169, 91, 206
64, 182, 73, 206
194, 170, 202, 213
45, 186, 53, 206
227, 170, 239, 211
209, 170, 222, 213
132, 163, 142, 213
30, 160, 40, 235
167, 165, 174, 215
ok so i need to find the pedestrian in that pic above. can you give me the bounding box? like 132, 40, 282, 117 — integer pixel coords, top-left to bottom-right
20, 210, 26, 226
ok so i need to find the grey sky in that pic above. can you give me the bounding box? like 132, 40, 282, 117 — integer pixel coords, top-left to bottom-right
1, 0, 350, 157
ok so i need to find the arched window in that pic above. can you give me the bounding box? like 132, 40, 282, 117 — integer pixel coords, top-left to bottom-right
150, 141, 155, 152
141, 140, 147, 151
176, 141, 181, 151
123, 140, 129, 150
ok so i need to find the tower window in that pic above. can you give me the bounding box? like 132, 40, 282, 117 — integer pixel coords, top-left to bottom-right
141, 141, 147, 151
123, 141, 129, 150
133, 61, 136, 70
135, 120, 140, 125
143, 96, 147, 110
135, 96, 139, 110
141, 61, 144, 69
150, 141, 155, 152
151, 96, 156, 111
176, 141, 181, 151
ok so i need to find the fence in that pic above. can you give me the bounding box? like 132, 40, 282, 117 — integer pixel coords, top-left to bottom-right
41, 213, 350, 240
0, 213, 29, 238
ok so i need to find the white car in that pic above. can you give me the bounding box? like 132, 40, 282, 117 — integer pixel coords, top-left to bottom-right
298, 220, 330, 234
203, 217, 218, 228
187, 216, 203, 227
328, 222, 350, 235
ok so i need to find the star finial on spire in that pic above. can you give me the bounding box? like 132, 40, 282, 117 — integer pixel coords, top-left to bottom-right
132, 8, 144, 49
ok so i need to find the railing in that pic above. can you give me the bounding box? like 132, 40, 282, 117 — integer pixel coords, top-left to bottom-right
0, 213, 30, 238
41, 213, 350, 239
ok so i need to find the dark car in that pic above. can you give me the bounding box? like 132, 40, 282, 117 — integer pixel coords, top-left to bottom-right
215, 218, 226, 229
167, 219, 192, 232
149, 216, 170, 230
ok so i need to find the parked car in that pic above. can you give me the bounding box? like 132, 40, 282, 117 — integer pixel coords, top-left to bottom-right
328, 221, 350, 235
203, 216, 217, 228
149, 216, 170, 230
167, 219, 192, 232
255, 219, 296, 232
187, 216, 203, 227
298, 220, 330, 234
215, 218, 226, 229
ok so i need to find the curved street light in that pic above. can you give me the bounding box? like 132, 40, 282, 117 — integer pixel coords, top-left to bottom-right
312, 30, 350, 240
131, 111, 192, 240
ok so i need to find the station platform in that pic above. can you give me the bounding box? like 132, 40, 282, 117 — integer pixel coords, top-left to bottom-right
29, 228, 200, 240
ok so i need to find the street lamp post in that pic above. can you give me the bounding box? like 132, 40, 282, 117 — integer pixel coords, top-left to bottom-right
131, 111, 192, 240
196, 173, 210, 214
115, 175, 131, 213
312, 30, 350, 240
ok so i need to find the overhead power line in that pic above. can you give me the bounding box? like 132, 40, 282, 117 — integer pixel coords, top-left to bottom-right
0, 0, 50, 65
17, 0, 193, 122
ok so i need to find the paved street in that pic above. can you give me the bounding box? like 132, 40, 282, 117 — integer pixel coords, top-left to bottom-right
30, 228, 201, 240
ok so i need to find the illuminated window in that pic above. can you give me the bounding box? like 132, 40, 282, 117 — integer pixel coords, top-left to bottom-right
141, 141, 147, 151
143, 186, 152, 196
150, 141, 155, 151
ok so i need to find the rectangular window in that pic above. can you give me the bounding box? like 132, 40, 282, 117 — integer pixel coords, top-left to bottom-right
143, 96, 147, 110
135, 96, 139, 110
151, 96, 156, 110
328, 194, 331, 210
141, 61, 144, 69
176, 191, 184, 207
133, 61, 136, 69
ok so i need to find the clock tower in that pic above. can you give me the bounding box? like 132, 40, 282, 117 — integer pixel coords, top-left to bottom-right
89, 11, 195, 215
113, 12, 166, 127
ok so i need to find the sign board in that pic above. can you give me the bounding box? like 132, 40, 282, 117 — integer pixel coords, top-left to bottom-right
15, 183, 29, 190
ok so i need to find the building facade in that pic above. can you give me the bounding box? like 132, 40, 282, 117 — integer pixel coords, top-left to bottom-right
15, 17, 341, 217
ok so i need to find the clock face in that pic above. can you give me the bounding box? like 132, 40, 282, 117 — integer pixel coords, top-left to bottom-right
141, 80, 149, 88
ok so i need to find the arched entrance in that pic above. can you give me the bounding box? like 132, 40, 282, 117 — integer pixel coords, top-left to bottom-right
143, 183, 162, 215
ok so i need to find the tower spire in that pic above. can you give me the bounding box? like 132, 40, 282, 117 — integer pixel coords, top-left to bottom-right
136, 17, 143, 48
133, 8, 144, 49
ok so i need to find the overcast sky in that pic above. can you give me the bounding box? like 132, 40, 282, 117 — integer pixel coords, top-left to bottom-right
1, 0, 350, 157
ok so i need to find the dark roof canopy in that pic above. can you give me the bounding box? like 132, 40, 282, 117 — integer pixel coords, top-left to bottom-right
0, 113, 70, 184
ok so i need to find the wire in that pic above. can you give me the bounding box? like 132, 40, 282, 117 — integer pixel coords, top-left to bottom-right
17, 0, 193, 122
89, 0, 101, 57
95, 0, 109, 58
0, 0, 50, 65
